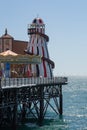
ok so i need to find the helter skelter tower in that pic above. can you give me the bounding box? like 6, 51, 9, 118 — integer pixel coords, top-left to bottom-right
27, 17, 55, 77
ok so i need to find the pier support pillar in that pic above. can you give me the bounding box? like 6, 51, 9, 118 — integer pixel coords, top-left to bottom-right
0, 78, 1, 89
59, 85, 63, 115
21, 103, 26, 123
12, 105, 17, 130
39, 86, 44, 126
12, 89, 17, 130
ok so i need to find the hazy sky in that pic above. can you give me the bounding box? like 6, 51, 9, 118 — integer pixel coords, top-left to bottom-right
0, 0, 87, 76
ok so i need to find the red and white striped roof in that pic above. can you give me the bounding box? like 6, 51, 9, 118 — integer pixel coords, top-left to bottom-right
32, 18, 44, 25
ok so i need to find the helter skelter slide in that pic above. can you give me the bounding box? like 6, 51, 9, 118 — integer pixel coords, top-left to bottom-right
27, 17, 55, 78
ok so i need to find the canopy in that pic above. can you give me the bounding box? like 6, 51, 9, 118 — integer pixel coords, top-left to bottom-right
0, 50, 41, 64
0, 50, 18, 56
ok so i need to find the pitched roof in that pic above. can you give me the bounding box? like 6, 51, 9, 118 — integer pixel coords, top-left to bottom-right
0, 29, 13, 39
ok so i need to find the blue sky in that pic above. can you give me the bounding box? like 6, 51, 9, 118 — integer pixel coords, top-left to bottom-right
0, 0, 87, 76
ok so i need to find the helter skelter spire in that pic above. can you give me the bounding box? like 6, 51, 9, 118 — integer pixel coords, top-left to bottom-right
27, 17, 55, 77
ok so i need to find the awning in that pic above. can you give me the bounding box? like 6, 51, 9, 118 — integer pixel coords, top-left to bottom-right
0, 50, 41, 64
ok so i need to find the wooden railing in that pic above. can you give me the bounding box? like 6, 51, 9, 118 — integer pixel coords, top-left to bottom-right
1, 77, 68, 88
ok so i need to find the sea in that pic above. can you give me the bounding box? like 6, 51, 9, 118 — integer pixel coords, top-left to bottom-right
2, 76, 87, 130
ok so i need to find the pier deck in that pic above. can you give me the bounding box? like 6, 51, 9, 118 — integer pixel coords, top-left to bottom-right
0, 77, 67, 127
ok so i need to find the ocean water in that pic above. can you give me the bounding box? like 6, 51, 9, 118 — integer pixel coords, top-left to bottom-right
2, 76, 87, 130
17, 76, 87, 130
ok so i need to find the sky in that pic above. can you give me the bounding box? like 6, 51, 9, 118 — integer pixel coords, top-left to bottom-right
0, 0, 87, 76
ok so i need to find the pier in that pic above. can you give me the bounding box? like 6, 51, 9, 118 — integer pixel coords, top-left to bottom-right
0, 77, 67, 127
0, 17, 68, 128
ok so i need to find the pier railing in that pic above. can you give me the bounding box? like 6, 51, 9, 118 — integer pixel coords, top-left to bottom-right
1, 77, 67, 88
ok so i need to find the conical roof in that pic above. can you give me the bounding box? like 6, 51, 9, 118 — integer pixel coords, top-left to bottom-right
0, 50, 18, 56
